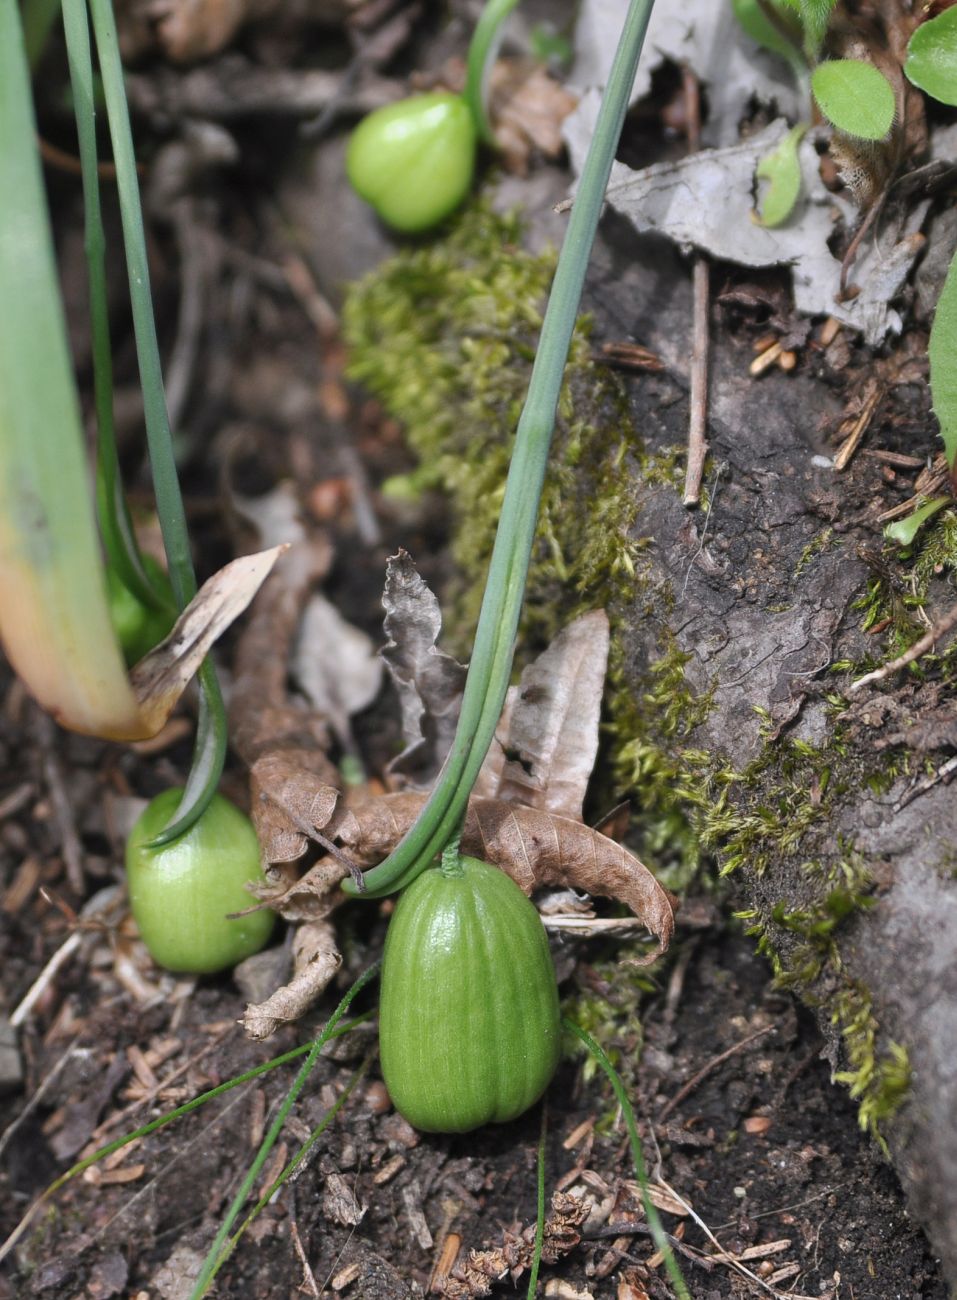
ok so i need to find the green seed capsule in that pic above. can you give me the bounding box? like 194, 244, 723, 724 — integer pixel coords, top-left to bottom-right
345, 92, 477, 234
378, 856, 561, 1133
106, 556, 176, 666
126, 789, 274, 974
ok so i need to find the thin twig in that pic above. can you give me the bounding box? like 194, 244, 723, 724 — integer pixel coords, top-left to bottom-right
682, 66, 710, 508
290, 1219, 321, 1298
850, 599, 957, 692
658, 1024, 775, 1122
10, 886, 122, 1027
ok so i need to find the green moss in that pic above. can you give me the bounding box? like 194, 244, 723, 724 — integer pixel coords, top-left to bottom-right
342, 199, 910, 1138
794, 526, 834, 577
832, 984, 911, 1146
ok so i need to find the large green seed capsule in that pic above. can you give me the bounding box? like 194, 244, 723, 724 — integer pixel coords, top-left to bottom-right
126, 789, 274, 974
378, 856, 561, 1133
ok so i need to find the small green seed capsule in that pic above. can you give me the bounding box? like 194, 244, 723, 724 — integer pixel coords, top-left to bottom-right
126, 789, 274, 974
378, 856, 561, 1133
106, 556, 176, 666
346, 92, 477, 234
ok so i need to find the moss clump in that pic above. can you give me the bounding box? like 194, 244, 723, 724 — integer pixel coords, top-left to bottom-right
848, 507, 957, 671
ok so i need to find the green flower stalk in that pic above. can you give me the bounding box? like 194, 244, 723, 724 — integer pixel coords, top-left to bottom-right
344, 0, 658, 899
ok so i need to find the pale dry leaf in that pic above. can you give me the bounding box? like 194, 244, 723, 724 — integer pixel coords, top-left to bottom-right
243, 919, 341, 1039
477, 611, 609, 819
380, 550, 467, 788
570, 0, 801, 147
294, 593, 383, 745
564, 103, 929, 344
129, 545, 285, 733
336, 794, 675, 962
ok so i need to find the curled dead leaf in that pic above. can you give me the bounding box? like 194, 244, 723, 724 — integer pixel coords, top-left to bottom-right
380, 550, 467, 789
337, 794, 675, 962
243, 919, 341, 1040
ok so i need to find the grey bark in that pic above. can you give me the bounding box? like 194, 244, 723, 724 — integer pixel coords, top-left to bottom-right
584, 215, 957, 1286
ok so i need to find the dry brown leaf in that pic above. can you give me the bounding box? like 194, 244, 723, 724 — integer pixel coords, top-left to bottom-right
474, 610, 609, 819
336, 794, 675, 962
248, 851, 349, 921
227, 511, 343, 865
151, 0, 278, 62
243, 920, 341, 1040
488, 60, 579, 176
249, 748, 342, 866
380, 550, 467, 789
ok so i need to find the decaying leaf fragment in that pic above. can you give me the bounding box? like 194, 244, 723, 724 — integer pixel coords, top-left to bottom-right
380, 549, 467, 788
473, 609, 609, 819
243, 919, 341, 1040
236, 556, 674, 1035
442, 1190, 589, 1298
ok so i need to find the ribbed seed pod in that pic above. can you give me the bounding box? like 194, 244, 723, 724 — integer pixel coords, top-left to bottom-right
378, 855, 561, 1133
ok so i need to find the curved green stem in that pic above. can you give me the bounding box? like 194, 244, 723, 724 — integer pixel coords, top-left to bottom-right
87, 0, 227, 838
62, 0, 172, 615
344, 0, 657, 900
463, 0, 521, 144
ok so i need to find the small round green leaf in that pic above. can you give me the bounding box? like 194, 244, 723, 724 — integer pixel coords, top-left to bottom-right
755, 124, 807, 227
905, 7, 957, 106
812, 59, 896, 140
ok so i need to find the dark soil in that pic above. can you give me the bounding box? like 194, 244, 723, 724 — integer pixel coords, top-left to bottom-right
0, 841, 946, 1300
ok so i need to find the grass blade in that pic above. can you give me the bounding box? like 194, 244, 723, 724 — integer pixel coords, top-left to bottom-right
87, 0, 229, 832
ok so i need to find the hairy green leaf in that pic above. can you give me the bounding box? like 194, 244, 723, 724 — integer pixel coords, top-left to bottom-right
929, 250, 957, 469
755, 123, 806, 227
781, 0, 837, 58
732, 0, 803, 66
905, 7, 957, 107
812, 59, 896, 140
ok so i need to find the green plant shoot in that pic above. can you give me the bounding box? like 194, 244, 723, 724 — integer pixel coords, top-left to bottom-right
343, 0, 658, 899
929, 248, 957, 474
